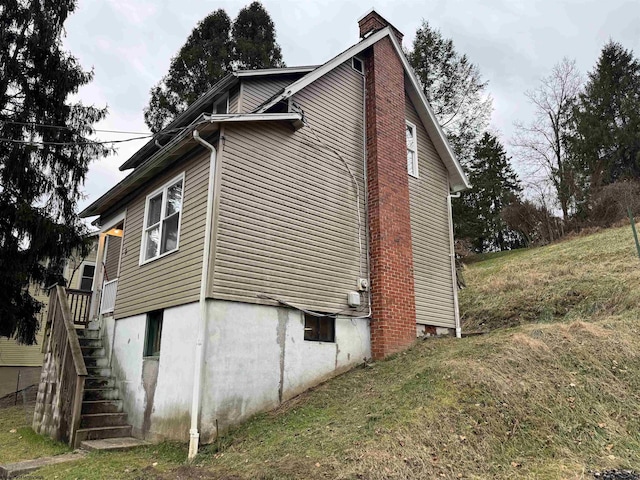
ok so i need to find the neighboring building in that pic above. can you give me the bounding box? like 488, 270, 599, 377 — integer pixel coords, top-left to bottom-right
0, 238, 97, 398
72, 11, 469, 447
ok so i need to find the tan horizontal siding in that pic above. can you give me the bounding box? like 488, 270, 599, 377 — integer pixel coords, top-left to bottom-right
229, 89, 239, 113
0, 285, 47, 366
212, 61, 367, 314
114, 151, 210, 319
407, 95, 456, 328
240, 78, 291, 112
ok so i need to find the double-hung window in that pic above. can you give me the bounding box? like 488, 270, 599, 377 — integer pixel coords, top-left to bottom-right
141, 174, 184, 263
406, 121, 419, 177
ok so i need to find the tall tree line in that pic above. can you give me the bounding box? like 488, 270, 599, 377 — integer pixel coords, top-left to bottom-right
512, 40, 640, 232
408, 22, 522, 253
144, 1, 284, 133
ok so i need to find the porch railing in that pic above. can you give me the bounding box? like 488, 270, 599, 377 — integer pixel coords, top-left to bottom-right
33, 286, 87, 447
100, 278, 118, 314
66, 289, 92, 325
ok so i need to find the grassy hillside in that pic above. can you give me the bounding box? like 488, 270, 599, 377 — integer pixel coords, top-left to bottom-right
8, 225, 640, 479
460, 225, 640, 332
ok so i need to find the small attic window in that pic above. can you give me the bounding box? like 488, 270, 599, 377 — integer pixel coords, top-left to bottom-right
352, 57, 364, 75
214, 94, 228, 114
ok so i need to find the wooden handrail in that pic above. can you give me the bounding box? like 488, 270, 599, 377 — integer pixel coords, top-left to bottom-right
57, 286, 88, 377
33, 286, 88, 447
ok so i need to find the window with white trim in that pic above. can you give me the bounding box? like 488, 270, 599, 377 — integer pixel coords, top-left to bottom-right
79, 263, 95, 291
141, 175, 184, 263
352, 56, 364, 75
406, 121, 419, 177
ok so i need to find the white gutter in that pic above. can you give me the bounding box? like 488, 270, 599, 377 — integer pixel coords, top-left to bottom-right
447, 191, 462, 338
188, 130, 217, 460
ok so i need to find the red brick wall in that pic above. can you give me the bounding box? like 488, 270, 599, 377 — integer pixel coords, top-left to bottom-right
364, 36, 417, 360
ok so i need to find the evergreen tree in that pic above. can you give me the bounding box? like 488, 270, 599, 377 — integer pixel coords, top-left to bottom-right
453, 133, 521, 252
144, 2, 284, 133
571, 41, 640, 191
408, 21, 492, 164
144, 10, 232, 133
0, 0, 109, 344
232, 1, 284, 70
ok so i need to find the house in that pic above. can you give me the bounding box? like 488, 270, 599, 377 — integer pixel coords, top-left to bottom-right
0, 237, 97, 399
33, 11, 469, 453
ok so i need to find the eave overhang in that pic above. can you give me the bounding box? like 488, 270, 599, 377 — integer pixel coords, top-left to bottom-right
81, 113, 304, 220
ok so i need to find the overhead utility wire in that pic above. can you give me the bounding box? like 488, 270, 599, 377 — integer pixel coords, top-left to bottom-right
0, 120, 153, 135
0, 134, 154, 146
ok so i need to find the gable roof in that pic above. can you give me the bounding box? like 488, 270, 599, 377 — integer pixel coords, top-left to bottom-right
119, 66, 317, 171
80, 113, 303, 219
255, 27, 471, 192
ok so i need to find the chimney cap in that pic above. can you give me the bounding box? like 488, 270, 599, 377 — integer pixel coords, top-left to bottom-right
357, 8, 404, 43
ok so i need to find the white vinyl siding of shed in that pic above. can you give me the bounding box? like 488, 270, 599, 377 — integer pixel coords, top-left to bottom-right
406, 96, 456, 328
211, 61, 367, 314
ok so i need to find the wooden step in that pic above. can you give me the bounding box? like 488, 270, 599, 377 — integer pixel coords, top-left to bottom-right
85, 366, 111, 377
78, 338, 102, 348
75, 425, 132, 443
83, 356, 109, 368
85, 376, 115, 389
83, 387, 120, 401
76, 329, 100, 340
80, 412, 128, 429
82, 400, 122, 414
81, 346, 105, 358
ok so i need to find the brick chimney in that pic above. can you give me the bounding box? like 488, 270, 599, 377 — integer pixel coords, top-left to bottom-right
359, 11, 417, 359
358, 10, 404, 44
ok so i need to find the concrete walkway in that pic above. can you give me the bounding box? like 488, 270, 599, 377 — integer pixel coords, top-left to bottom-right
0, 452, 86, 479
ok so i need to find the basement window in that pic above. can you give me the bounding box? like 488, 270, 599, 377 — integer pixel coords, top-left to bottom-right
144, 310, 164, 357
303, 312, 335, 342
352, 56, 364, 75
406, 120, 419, 177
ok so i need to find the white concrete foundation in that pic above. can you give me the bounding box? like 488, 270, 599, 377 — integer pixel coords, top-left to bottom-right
103, 299, 371, 442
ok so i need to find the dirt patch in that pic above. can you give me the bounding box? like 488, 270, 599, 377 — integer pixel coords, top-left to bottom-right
133, 465, 243, 480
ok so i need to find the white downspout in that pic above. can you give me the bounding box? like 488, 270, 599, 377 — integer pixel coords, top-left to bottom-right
188, 130, 217, 460
447, 191, 462, 338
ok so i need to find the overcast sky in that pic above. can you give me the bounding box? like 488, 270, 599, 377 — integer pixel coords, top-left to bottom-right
63, 0, 640, 213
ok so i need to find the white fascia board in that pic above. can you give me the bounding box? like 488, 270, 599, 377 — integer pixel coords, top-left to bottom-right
255, 27, 392, 113
235, 66, 318, 77
203, 112, 303, 123
387, 33, 471, 191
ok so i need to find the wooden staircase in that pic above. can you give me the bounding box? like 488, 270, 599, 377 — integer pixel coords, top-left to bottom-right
75, 328, 138, 448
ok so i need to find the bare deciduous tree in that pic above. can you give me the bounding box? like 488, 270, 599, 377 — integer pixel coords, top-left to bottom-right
513, 58, 582, 220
